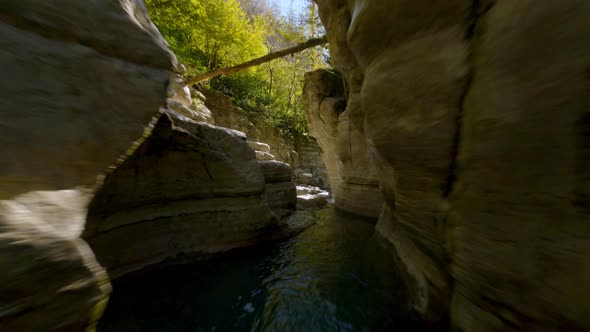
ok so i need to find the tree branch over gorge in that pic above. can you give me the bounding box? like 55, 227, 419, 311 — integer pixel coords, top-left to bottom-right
186, 35, 328, 84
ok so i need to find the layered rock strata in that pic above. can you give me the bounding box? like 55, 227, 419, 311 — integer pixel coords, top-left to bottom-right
315, 0, 590, 330
259, 160, 297, 211
84, 111, 304, 278
303, 69, 383, 218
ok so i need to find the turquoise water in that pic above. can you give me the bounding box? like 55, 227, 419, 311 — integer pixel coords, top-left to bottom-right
98, 207, 426, 332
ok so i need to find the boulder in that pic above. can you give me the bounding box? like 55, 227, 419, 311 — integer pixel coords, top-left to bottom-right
0, 191, 111, 331
259, 161, 297, 211
297, 185, 330, 197
248, 141, 272, 153
296, 184, 331, 211
84, 111, 278, 278
167, 73, 214, 124
255, 150, 276, 161
0, 0, 174, 198
167, 100, 211, 122
297, 186, 312, 195
0, 1, 174, 330
296, 172, 315, 185
262, 182, 297, 210
315, 0, 590, 330
297, 194, 328, 211
258, 160, 294, 183
191, 97, 215, 123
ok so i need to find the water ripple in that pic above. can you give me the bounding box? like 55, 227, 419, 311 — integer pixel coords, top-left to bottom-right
98, 207, 426, 332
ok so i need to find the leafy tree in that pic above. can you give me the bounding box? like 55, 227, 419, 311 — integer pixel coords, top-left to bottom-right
145, 0, 329, 138
146, 0, 268, 73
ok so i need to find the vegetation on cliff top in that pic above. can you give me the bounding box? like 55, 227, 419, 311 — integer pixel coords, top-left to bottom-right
145, 0, 328, 138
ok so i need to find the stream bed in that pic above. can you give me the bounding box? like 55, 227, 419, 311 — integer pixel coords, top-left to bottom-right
98, 207, 427, 332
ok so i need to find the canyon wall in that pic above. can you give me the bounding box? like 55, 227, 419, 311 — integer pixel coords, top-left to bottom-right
1, 2, 314, 329
201, 88, 330, 188
314, 0, 590, 330
84, 110, 307, 278
0, 0, 175, 330
303, 69, 383, 218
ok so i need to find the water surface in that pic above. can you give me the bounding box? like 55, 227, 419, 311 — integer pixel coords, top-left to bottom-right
98, 207, 425, 332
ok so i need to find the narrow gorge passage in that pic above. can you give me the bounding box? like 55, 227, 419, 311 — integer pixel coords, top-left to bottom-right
3, 1, 588, 331
98, 208, 426, 332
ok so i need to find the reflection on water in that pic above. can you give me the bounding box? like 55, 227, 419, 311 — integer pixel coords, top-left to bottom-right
98, 207, 426, 332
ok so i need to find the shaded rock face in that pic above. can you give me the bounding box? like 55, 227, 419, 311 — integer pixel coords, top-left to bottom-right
0, 190, 111, 331
303, 69, 383, 218
0, 0, 174, 198
0, 1, 174, 331
293, 135, 331, 189
84, 111, 293, 278
258, 160, 297, 211
315, 0, 590, 330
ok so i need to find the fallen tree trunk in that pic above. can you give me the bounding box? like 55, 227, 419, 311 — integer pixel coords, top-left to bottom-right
186, 35, 328, 85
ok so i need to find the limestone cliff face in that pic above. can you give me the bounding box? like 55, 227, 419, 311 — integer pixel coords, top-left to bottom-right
201, 88, 330, 188
84, 111, 306, 278
0, 0, 174, 330
303, 69, 383, 218
315, 0, 590, 330
0, 0, 175, 198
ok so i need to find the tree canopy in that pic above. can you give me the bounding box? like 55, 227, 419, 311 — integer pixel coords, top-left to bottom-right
145, 0, 329, 137
146, 0, 268, 71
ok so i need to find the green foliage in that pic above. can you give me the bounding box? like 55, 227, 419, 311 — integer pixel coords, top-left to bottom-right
145, 0, 328, 137
146, 0, 268, 70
